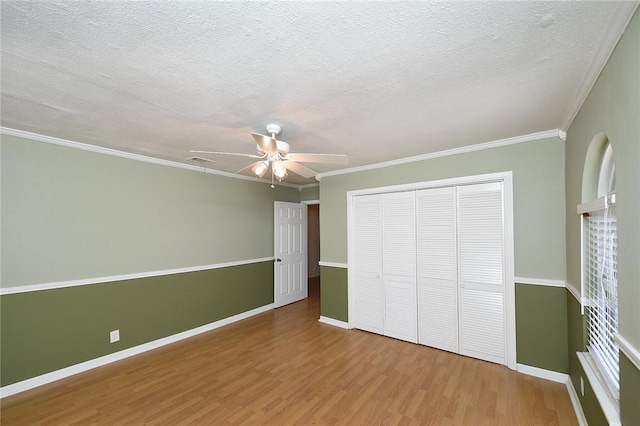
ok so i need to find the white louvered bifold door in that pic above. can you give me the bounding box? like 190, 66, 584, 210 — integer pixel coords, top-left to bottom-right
457, 182, 506, 365
352, 194, 384, 334
416, 187, 459, 352
382, 192, 417, 343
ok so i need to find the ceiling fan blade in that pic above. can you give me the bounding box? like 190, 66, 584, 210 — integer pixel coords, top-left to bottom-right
284, 161, 318, 178
236, 161, 263, 175
284, 153, 348, 164
251, 133, 278, 155
190, 150, 264, 159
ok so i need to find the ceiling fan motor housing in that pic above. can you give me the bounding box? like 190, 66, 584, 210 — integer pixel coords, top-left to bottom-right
260, 124, 289, 155
265, 124, 281, 136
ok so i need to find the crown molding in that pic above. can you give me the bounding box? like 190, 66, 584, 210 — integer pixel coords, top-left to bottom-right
316, 129, 562, 181
0, 127, 301, 188
560, 1, 640, 131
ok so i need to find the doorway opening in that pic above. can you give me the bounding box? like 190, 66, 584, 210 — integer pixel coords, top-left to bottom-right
307, 202, 320, 298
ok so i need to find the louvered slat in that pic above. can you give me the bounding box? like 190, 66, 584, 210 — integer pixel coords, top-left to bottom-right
459, 289, 505, 364
416, 187, 458, 352
351, 182, 507, 366
418, 283, 458, 352
352, 195, 383, 334
382, 192, 417, 343
457, 182, 505, 364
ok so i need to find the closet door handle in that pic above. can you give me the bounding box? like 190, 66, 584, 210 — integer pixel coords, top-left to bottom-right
276, 258, 282, 262
460, 283, 465, 289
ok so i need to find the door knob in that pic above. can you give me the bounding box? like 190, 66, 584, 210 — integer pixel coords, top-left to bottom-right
276, 258, 282, 262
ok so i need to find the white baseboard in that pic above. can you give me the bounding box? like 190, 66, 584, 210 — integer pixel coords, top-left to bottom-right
318, 316, 349, 329
516, 363, 569, 383
516, 364, 587, 426
0, 304, 274, 399
566, 376, 588, 426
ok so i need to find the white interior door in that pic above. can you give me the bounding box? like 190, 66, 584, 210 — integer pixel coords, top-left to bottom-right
382, 191, 417, 343
274, 201, 308, 308
352, 194, 383, 334
457, 182, 506, 365
417, 186, 459, 353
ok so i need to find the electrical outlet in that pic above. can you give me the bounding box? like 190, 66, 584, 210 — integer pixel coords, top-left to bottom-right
580, 377, 584, 396
110, 329, 120, 343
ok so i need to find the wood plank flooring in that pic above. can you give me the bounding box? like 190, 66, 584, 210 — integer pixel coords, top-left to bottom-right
1, 277, 578, 425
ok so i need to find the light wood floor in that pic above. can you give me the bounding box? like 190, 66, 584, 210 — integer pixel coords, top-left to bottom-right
1, 278, 577, 425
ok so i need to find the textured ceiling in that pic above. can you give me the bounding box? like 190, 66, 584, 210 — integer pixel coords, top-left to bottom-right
1, 1, 636, 184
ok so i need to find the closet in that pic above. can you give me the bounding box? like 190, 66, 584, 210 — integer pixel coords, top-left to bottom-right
350, 179, 509, 366
352, 192, 417, 343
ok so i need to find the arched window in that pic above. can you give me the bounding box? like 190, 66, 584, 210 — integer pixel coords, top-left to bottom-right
597, 143, 616, 197
578, 134, 618, 402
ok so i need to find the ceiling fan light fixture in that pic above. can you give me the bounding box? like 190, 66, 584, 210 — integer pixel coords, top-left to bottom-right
252, 161, 269, 178
272, 161, 288, 180
191, 124, 346, 186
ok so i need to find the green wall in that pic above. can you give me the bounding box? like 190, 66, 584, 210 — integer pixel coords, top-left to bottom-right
564, 9, 640, 424
319, 137, 566, 281
318, 272, 570, 371
620, 352, 640, 426
1, 135, 299, 288
1, 262, 273, 386
1, 135, 301, 387
299, 185, 320, 202
566, 291, 608, 426
565, 7, 639, 352
515, 283, 568, 373
319, 266, 347, 322
318, 136, 568, 372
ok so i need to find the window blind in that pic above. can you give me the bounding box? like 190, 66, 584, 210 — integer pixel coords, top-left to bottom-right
582, 200, 619, 399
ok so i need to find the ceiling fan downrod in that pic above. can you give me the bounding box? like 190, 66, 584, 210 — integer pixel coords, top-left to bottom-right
265, 124, 281, 139
271, 165, 275, 189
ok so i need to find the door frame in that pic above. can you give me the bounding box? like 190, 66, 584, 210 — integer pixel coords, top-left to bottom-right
346, 171, 516, 370
302, 199, 320, 279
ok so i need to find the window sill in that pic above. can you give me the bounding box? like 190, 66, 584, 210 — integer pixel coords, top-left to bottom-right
576, 352, 620, 426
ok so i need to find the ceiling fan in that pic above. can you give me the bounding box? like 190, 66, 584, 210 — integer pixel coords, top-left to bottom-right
190, 124, 348, 187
